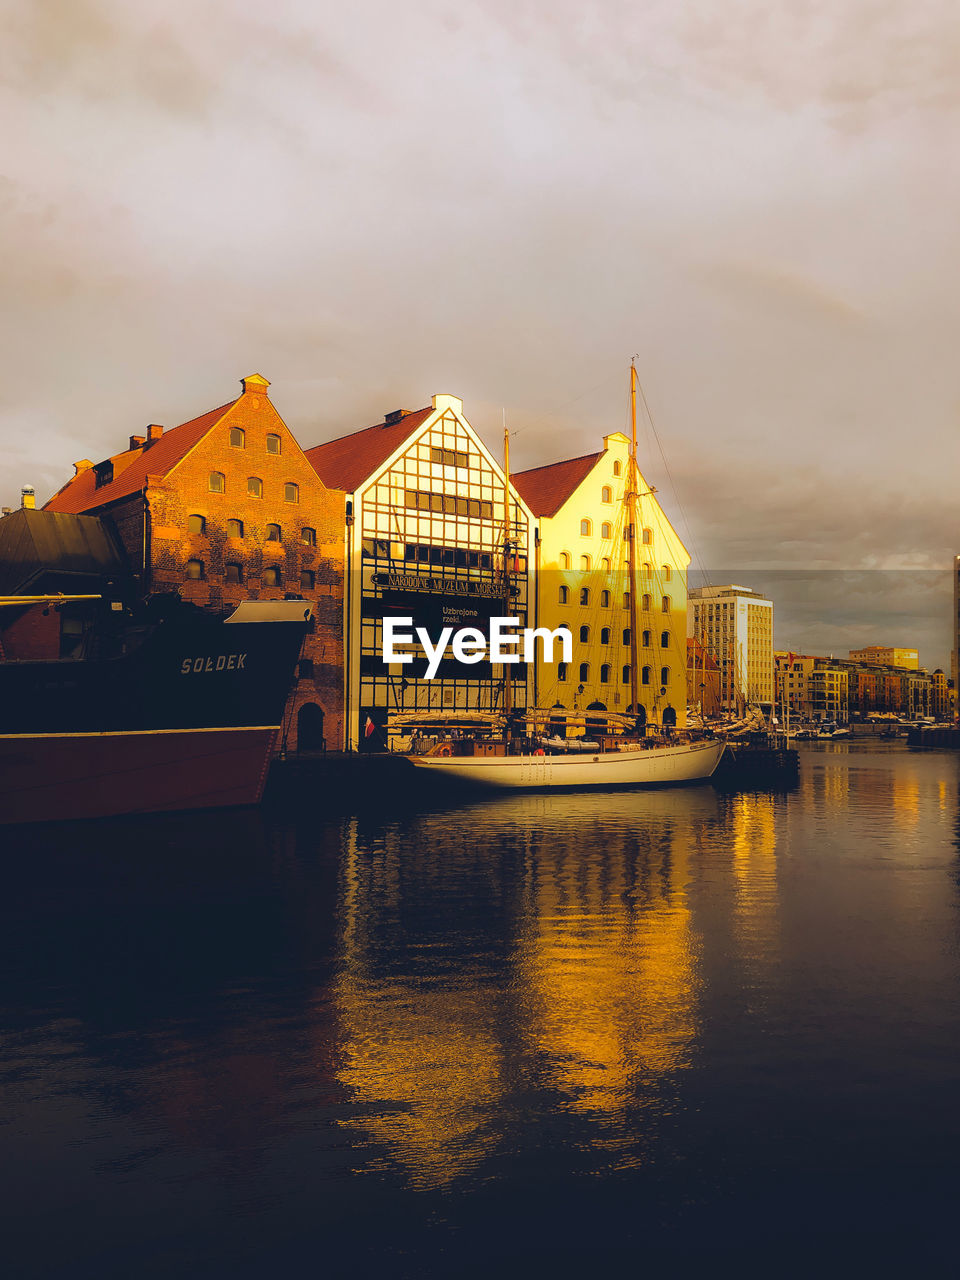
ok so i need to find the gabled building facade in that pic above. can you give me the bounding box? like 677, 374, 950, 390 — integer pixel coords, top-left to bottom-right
307, 395, 533, 750
44, 375, 345, 751
513, 433, 691, 727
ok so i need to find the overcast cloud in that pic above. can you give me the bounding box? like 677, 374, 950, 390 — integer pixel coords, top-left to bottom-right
2, 0, 958, 664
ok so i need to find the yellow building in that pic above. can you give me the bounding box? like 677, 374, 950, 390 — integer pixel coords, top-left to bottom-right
513, 433, 690, 728
849, 646, 919, 671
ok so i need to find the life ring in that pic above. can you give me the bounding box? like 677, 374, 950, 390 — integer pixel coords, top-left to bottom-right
436, 744, 453, 757
535, 748, 545, 756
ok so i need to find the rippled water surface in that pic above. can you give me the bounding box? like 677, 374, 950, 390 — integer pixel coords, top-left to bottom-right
3, 743, 960, 1276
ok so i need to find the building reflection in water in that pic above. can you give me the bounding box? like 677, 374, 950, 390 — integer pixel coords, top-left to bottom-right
334, 788, 723, 1185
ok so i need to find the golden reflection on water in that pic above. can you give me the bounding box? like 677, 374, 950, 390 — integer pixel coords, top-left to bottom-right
729, 793, 780, 964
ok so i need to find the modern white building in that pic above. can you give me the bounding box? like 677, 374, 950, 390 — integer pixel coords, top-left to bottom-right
687, 584, 774, 712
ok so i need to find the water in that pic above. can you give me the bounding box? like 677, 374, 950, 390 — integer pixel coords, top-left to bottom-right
3, 743, 960, 1276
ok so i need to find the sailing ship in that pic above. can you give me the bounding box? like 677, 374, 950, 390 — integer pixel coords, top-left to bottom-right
404, 364, 726, 789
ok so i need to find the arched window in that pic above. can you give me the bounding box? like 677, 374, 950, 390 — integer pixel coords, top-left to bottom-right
263, 566, 281, 587
559, 585, 569, 604
208, 471, 225, 493
622, 628, 631, 646
642, 629, 651, 647
226, 518, 244, 538
600, 589, 610, 607
558, 662, 568, 682
613, 460, 622, 476
579, 662, 589, 683
301, 527, 316, 546
560, 552, 571, 570
300, 569, 315, 591
248, 476, 263, 498
662, 564, 672, 581
642, 665, 651, 685
660, 666, 670, 687
580, 519, 592, 536
224, 562, 243, 584
184, 558, 204, 580
662, 595, 671, 613
580, 554, 591, 571
623, 591, 631, 609
266, 523, 282, 542
600, 522, 611, 539
622, 664, 630, 684
579, 625, 590, 643
229, 427, 245, 448
600, 627, 610, 644
642, 562, 652, 576
642, 593, 651, 610
601, 486, 612, 503
601, 557, 610, 573
187, 514, 206, 534
579, 587, 590, 606
266, 433, 281, 454
642, 528, 652, 544
661, 631, 670, 648
285, 482, 299, 504
600, 664, 610, 684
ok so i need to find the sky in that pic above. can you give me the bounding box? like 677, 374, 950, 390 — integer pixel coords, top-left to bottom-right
2, 0, 959, 665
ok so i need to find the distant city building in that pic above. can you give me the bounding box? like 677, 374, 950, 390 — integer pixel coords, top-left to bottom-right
513, 434, 690, 727
776, 649, 947, 722
849, 646, 919, 671
688, 585, 773, 711
306, 395, 533, 751
686, 637, 721, 718
44, 375, 345, 751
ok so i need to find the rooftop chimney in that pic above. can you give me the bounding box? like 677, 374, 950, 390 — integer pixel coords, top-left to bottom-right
432, 394, 463, 414
129, 434, 146, 451
241, 374, 271, 396
384, 409, 407, 425
146, 424, 164, 443
73, 459, 93, 475
21, 486, 35, 510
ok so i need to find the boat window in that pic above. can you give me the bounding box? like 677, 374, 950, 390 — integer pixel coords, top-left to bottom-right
600, 664, 610, 684
558, 663, 568, 682
226, 518, 244, 538
224, 562, 243, 584
248, 476, 263, 498
600, 522, 611, 539
266, 433, 281, 454
229, 427, 245, 448
641, 665, 651, 685
580, 554, 591, 571
285, 482, 299, 504
601, 486, 612, 503
600, 590, 610, 608
560, 552, 570, 570
559, 585, 568, 604
662, 595, 671, 613
580, 519, 592, 536
579, 662, 589, 683
187, 514, 206, 534
300, 569, 315, 591
301, 527, 316, 546
209, 471, 225, 493
263, 566, 281, 587
579, 625, 590, 643
661, 630, 670, 648
600, 627, 610, 644
184, 558, 204, 580
579, 588, 589, 606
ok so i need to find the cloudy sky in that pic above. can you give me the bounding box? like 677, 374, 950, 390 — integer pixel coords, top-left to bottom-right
3, 0, 959, 664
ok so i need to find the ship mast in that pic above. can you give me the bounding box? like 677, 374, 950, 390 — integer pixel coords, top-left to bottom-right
502, 421, 512, 720
627, 363, 642, 726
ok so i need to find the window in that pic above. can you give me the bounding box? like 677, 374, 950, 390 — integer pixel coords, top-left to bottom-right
580, 519, 592, 536
623, 592, 631, 609
230, 427, 245, 448
600, 664, 610, 684
600, 590, 610, 607
601, 486, 612, 503
600, 522, 611, 539
263, 566, 281, 587
559, 585, 569, 604
430, 446, 469, 468
301, 527, 316, 546
248, 476, 263, 498
560, 552, 571, 570
662, 564, 672, 581
642, 528, 652, 544
94, 461, 114, 488
209, 471, 225, 493
184, 559, 204, 580
579, 625, 590, 643
580, 554, 591, 571
266, 523, 282, 542
266, 433, 281, 454
601, 557, 610, 573
224, 562, 243, 584
660, 666, 670, 687
300, 569, 315, 591
642, 629, 651, 647
661, 630, 670, 648
579, 663, 590, 683
600, 627, 610, 644
642, 665, 651, 685
579, 587, 590, 606
613, 460, 622, 476
623, 628, 631, 646
558, 662, 568, 682
642, 594, 651, 610
662, 595, 671, 613
622, 665, 630, 684
642, 562, 652, 576
187, 514, 206, 534
226, 518, 244, 538
285, 482, 299, 504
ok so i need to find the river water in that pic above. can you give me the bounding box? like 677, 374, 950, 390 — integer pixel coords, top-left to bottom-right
2, 742, 960, 1276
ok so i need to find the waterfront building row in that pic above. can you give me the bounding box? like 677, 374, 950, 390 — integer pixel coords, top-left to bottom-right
774, 651, 952, 723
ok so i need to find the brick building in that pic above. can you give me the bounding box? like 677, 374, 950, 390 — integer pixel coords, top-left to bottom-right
44, 375, 345, 751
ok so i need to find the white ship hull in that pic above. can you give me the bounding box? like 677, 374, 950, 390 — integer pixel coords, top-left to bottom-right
408, 737, 726, 789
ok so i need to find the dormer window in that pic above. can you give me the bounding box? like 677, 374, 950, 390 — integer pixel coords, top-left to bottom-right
93, 461, 114, 488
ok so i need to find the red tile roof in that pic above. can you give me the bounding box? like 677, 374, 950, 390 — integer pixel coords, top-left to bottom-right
304, 407, 433, 493
511, 451, 604, 517
45, 401, 237, 514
